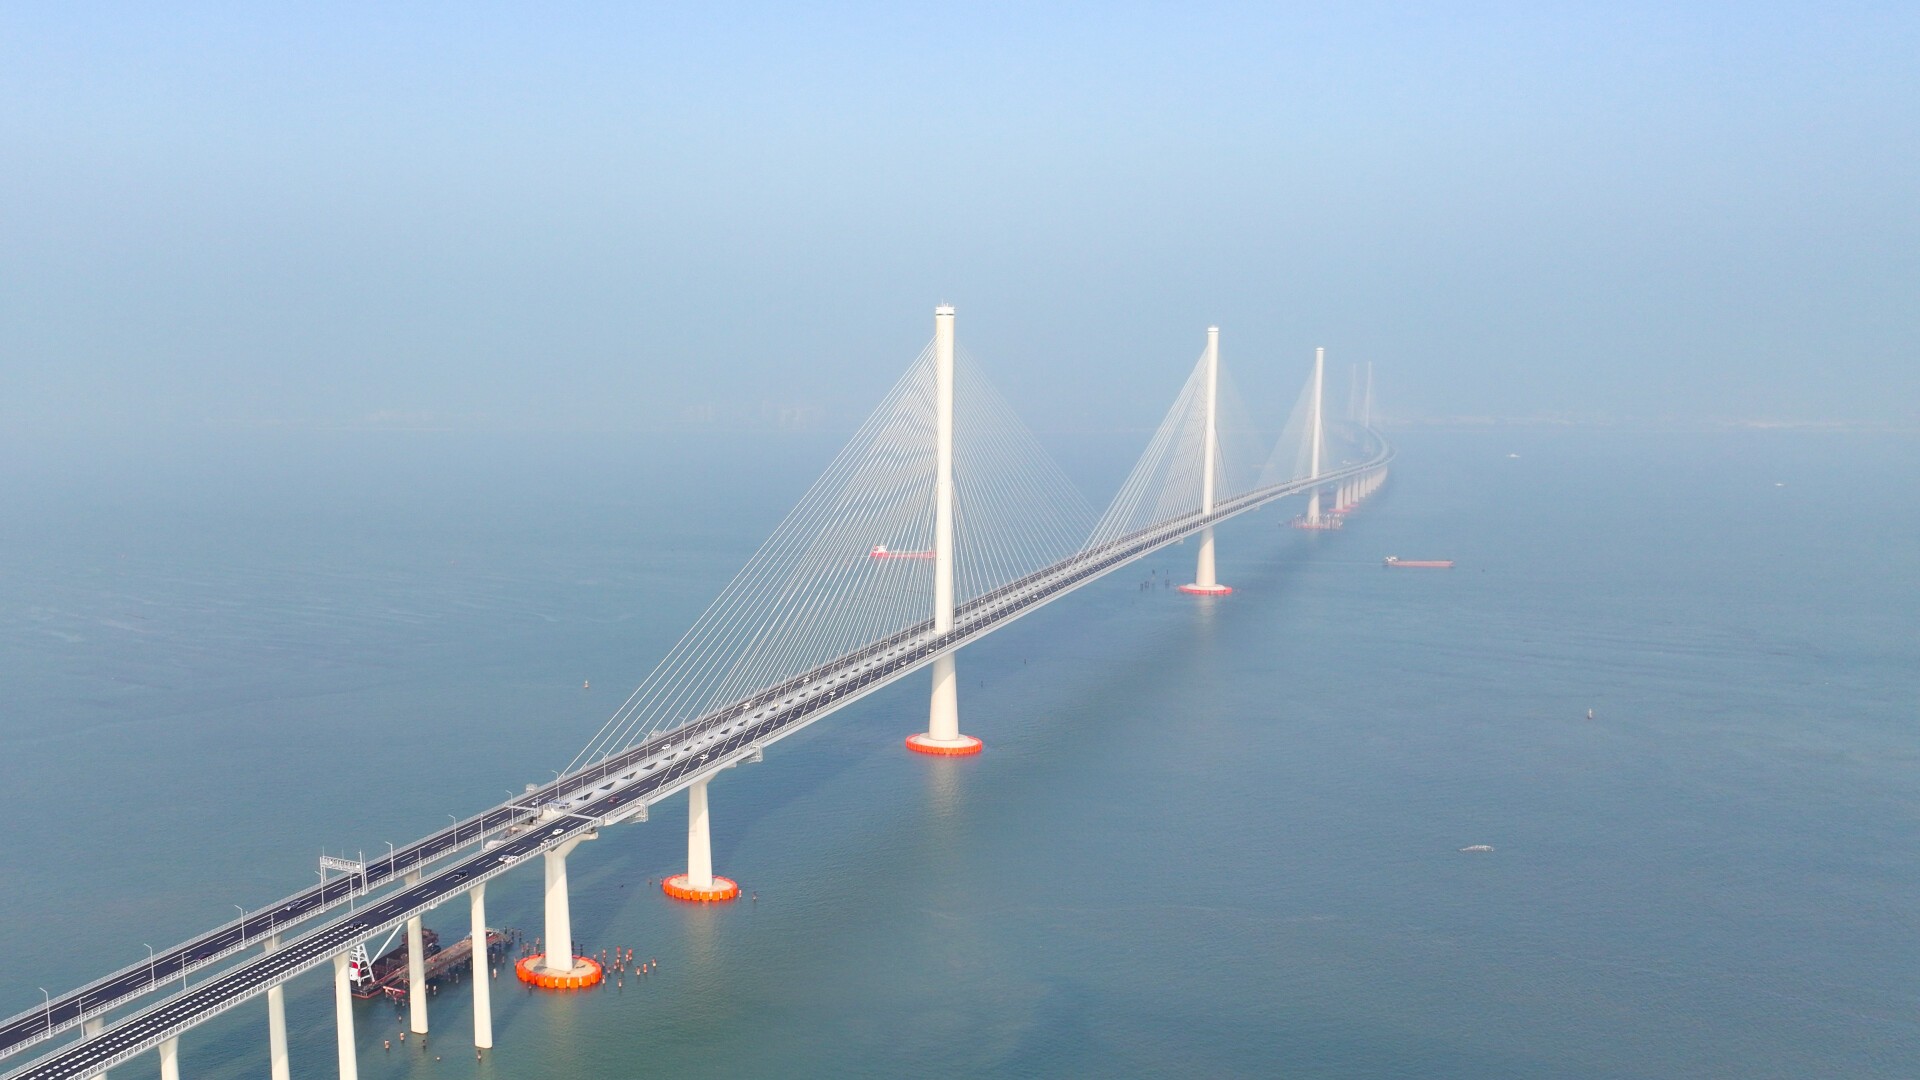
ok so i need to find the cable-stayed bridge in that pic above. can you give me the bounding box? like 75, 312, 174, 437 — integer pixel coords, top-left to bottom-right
2, 308, 1392, 1080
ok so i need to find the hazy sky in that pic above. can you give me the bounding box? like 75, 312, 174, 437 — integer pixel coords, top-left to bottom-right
3, 3, 1914, 435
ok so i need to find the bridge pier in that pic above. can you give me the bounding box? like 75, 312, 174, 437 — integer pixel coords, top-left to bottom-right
1182, 327, 1232, 595
405, 876, 428, 1035
514, 831, 603, 988
81, 1017, 105, 1080
332, 953, 358, 1080
469, 882, 492, 1049
266, 936, 290, 1080
663, 777, 741, 900
157, 1036, 179, 1080
907, 304, 983, 755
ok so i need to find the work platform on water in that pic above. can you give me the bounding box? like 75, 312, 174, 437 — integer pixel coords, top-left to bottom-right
349, 929, 512, 1002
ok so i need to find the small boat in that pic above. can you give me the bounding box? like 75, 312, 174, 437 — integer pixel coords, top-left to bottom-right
869, 545, 935, 560
584, 680, 591, 690
1383, 556, 1454, 568
1586, 708, 1594, 720
1459, 844, 1494, 853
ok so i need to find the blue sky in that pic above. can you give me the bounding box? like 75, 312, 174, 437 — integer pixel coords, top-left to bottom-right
2, 3, 1914, 434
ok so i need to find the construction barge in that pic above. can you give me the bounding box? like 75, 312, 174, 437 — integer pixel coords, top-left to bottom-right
349, 927, 514, 1001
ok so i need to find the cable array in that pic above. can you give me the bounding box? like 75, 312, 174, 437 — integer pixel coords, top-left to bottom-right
952, 346, 1097, 605
1254, 353, 1372, 486
1257, 367, 1320, 486
568, 339, 1095, 769
1085, 349, 1216, 548
1211, 360, 1270, 502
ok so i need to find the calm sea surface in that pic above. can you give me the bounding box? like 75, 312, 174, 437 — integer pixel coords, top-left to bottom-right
1, 428, 1915, 1078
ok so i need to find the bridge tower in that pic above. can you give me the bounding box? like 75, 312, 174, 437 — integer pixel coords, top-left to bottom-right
1306, 346, 1326, 524
908, 304, 983, 755
1180, 326, 1232, 595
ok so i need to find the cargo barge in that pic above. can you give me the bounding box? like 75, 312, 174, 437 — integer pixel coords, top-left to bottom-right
1383, 556, 1454, 568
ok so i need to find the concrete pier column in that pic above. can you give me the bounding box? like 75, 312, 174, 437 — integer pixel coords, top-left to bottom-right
469, 883, 492, 1050
517, 831, 604, 988
1181, 327, 1232, 595
267, 984, 289, 1080
157, 1037, 179, 1080
907, 304, 982, 755
405, 914, 427, 1035
265, 936, 290, 1080
663, 778, 740, 900
332, 953, 358, 1080
543, 840, 578, 969
81, 1018, 106, 1080
928, 654, 959, 740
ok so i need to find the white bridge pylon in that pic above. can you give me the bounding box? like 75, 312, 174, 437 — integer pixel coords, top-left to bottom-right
1181, 326, 1231, 595
906, 305, 982, 755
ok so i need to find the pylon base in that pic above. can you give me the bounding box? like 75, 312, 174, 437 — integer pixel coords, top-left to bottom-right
1289, 517, 1343, 531
906, 733, 983, 756
662, 874, 740, 902
514, 955, 603, 990
1177, 583, 1233, 595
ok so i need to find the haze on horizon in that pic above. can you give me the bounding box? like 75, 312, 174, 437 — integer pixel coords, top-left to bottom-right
2, 3, 1914, 440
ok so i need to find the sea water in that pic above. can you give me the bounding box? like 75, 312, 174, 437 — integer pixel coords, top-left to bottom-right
0, 427, 1914, 1078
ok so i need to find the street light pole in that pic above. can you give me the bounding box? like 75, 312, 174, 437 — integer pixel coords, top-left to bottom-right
145, 944, 156, 988
38, 988, 49, 1034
